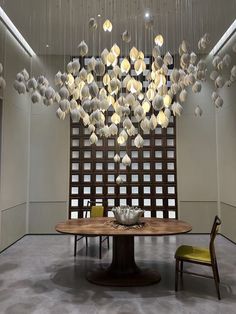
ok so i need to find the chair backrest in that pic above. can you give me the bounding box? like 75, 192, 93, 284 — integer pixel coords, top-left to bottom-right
209, 215, 221, 262
86, 201, 104, 218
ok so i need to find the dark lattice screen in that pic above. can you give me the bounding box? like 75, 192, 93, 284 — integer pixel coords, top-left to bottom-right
69, 56, 177, 219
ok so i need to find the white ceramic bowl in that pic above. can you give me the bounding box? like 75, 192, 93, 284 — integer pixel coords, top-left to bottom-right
112, 206, 144, 226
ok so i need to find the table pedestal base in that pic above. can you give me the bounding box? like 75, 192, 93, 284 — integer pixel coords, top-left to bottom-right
86, 235, 161, 286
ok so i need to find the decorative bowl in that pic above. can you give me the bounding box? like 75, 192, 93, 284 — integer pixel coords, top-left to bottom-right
112, 206, 144, 226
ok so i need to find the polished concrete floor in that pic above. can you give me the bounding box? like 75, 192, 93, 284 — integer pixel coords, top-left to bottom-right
0, 234, 235, 314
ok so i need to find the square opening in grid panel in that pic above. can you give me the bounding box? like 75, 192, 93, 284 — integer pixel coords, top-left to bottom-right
108, 186, 115, 194
131, 175, 139, 182
96, 139, 103, 146
155, 163, 162, 170
167, 162, 175, 170
96, 175, 103, 182
168, 199, 176, 206
120, 199, 127, 206
72, 175, 79, 182
119, 163, 126, 170
131, 163, 138, 170
72, 163, 79, 171
167, 127, 174, 135
96, 163, 103, 170
167, 139, 174, 147
83, 198, 91, 207
155, 127, 162, 134
155, 139, 162, 146
144, 199, 151, 206
144, 186, 151, 194
71, 187, 79, 195
71, 199, 78, 207
143, 163, 150, 170
72, 151, 79, 159
108, 199, 115, 206
167, 151, 175, 158
155, 151, 162, 158
108, 151, 114, 158
108, 163, 115, 170
71, 211, 78, 219
84, 139, 90, 146
131, 199, 139, 206
155, 175, 163, 182
84, 187, 91, 194
169, 211, 176, 218
143, 151, 150, 158
144, 139, 150, 146
120, 186, 127, 194
156, 211, 164, 218
84, 163, 91, 170
84, 128, 90, 135
72, 128, 79, 135
156, 199, 163, 206
168, 174, 175, 182
108, 139, 115, 147
72, 139, 79, 147
84, 151, 91, 158
168, 186, 175, 194
131, 151, 138, 158
143, 174, 150, 182
96, 151, 103, 158
108, 175, 115, 182
96, 187, 103, 194
83, 175, 91, 182
156, 187, 163, 194
144, 211, 151, 217
131, 186, 139, 194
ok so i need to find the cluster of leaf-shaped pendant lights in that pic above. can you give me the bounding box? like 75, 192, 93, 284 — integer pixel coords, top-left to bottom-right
13, 18, 236, 184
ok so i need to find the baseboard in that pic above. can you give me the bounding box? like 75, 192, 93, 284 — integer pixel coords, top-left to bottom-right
219, 233, 236, 245
0, 232, 235, 255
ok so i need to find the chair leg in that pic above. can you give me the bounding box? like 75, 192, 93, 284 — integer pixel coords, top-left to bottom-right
99, 236, 102, 259
74, 235, 77, 257
107, 236, 110, 250
180, 261, 183, 278
175, 259, 179, 291
85, 237, 88, 256
212, 264, 221, 300
214, 260, 220, 283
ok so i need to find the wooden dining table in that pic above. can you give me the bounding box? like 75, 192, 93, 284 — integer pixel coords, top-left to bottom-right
56, 217, 192, 286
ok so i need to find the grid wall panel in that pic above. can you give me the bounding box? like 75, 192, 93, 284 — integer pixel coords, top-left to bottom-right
69, 56, 177, 219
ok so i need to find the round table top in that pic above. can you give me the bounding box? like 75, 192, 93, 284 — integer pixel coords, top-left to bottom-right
55, 217, 192, 236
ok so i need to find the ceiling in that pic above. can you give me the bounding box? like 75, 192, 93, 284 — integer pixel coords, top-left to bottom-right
1, 0, 236, 56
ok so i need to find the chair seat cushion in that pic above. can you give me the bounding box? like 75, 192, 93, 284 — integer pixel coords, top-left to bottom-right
175, 245, 211, 263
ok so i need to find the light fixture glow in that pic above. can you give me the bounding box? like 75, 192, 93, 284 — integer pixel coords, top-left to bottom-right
145, 12, 150, 18
209, 19, 236, 56
0, 6, 36, 56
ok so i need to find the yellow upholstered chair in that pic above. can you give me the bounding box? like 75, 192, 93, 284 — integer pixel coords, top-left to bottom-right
175, 216, 221, 299
74, 202, 109, 259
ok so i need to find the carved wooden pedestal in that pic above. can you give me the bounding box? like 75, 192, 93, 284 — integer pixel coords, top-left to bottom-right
86, 235, 161, 286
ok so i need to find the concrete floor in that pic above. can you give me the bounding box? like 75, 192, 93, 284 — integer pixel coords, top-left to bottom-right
0, 234, 235, 314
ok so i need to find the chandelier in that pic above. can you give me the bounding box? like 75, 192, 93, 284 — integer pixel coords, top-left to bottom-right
13, 17, 236, 184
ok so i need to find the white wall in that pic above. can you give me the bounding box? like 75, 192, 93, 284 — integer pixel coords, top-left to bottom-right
0, 22, 31, 250
215, 39, 236, 242
177, 68, 218, 232
29, 55, 70, 233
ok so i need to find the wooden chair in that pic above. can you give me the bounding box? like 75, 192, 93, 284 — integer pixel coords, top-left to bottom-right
74, 201, 109, 259
175, 216, 222, 299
